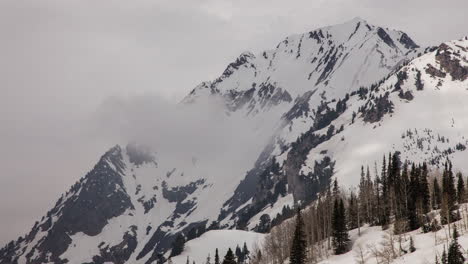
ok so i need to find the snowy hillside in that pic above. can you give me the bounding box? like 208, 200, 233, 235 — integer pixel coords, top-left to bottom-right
171, 230, 264, 264
2, 19, 467, 264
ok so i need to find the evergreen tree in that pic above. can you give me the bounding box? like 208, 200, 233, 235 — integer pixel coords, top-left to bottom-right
242, 242, 249, 262
222, 248, 237, 264
381, 155, 390, 227
456, 172, 465, 204
348, 191, 359, 229
433, 178, 442, 210
408, 163, 420, 230
290, 208, 307, 264
447, 226, 465, 264
409, 236, 416, 252
171, 234, 186, 257
205, 254, 211, 264
420, 163, 431, 214
441, 247, 448, 264
443, 161, 457, 210
235, 245, 242, 263
332, 199, 350, 254
215, 249, 220, 264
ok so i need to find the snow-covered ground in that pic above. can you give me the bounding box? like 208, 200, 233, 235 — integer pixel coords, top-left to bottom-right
319, 213, 468, 264
171, 230, 265, 264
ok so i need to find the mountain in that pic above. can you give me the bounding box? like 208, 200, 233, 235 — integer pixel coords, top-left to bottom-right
3, 19, 467, 264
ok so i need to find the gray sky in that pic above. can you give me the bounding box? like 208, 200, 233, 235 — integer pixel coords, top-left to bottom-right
0, 0, 467, 245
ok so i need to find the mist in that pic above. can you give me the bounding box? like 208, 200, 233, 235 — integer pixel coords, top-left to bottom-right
1, 0, 468, 246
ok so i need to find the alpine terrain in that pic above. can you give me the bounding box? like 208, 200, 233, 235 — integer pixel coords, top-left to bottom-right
1, 17, 467, 264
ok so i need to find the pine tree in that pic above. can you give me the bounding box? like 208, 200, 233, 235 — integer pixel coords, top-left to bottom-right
456, 172, 465, 204
447, 226, 465, 264
205, 254, 211, 264
409, 236, 416, 252
171, 234, 186, 257
441, 247, 448, 264
215, 248, 220, 264
235, 245, 242, 263
222, 248, 237, 264
408, 163, 420, 230
433, 178, 442, 210
381, 155, 390, 227
348, 191, 359, 229
290, 208, 307, 264
420, 163, 431, 213
242, 242, 249, 263
443, 161, 457, 210
332, 199, 350, 254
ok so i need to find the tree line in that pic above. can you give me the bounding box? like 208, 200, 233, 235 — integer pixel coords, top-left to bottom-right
249, 151, 467, 264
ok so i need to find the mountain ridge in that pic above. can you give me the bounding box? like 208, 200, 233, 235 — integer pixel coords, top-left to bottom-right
4, 22, 468, 264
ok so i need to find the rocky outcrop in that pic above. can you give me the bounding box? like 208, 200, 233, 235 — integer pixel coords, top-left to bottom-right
435, 43, 468, 81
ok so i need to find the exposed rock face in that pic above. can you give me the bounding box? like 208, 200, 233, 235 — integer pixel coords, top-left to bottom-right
435, 43, 468, 81
399, 32, 420, 49
90, 226, 138, 264
0, 146, 134, 264
1, 19, 435, 264
426, 63, 447, 78
377, 27, 396, 48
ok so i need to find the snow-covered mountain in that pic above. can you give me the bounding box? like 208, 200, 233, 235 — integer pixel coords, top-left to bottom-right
2, 18, 467, 264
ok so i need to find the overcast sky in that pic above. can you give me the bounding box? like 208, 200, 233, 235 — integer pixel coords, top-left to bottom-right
0, 0, 467, 245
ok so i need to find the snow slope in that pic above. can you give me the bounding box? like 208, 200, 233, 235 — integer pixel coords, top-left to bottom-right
318, 215, 468, 264
171, 230, 265, 264
3, 20, 466, 264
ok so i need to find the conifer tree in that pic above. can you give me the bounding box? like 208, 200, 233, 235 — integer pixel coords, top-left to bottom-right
456, 172, 465, 204
171, 234, 186, 257
290, 208, 307, 264
433, 178, 442, 210
215, 248, 220, 264
242, 242, 249, 262
348, 191, 359, 229
441, 247, 448, 264
408, 163, 420, 230
222, 248, 237, 264
443, 161, 457, 210
332, 199, 349, 254
380, 155, 390, 227
409, 236, 416, 252
447, 226, 465, 264
235, 245, 242, 263
420, 163, 431, 213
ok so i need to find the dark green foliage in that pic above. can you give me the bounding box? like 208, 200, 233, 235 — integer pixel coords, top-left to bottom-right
215, 248, 220, 264
347, 191, 359, 229
456, 172, 465, 204
332, 199, 350, 254
415, 70, 424, 90
408, 164, 420, 230
447, 226, 465, 264
242, 242, 249, 262
433, 178, 442, 210
257, 214, 271, 233
420, 163, 431, 214
289, 209, 307, 264
409, 236, 416, 253
170, 234, 185, 257
441, 247, 448, 264
222, 248, 237, 264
